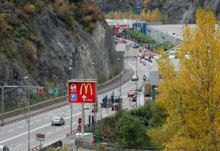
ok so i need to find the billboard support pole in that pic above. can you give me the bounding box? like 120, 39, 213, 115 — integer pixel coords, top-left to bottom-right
81, 103, 85, 134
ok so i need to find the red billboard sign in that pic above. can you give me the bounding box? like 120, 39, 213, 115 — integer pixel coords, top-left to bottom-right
68, 81, 96, 103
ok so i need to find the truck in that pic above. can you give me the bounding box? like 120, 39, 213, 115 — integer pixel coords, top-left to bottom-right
100, 95, 112, 108
112, 95, 122, 110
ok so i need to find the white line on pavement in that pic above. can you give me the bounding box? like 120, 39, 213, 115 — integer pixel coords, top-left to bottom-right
0, 112, 81, 144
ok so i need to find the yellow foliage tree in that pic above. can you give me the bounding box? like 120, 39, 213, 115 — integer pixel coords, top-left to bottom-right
150, 8, 220, 150
150, 8, 161, 22
143, 0, 151, 11
0, 13, 13, 35
24, 4, 35, 14
145, 10, 152, 22
140, 10, 146, 21
113, 11, 120, 19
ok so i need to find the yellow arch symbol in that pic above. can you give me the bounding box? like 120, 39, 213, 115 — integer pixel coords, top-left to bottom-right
80, 83, 93, 95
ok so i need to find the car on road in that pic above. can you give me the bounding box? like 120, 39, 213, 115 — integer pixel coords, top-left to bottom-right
131, 75, 139, 81
131, 95, 137, 102
133, 43, 139, 48
112, 102, 120, 110
52, 117, 65, 126
0, 146, 10, 151
92, 103, 98, 112
127, 89, 137, 97
121, 39, 126, 43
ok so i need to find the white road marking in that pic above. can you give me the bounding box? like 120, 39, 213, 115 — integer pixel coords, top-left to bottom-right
16, 143, 23, 147
35, 120, 41, 123
48, 113, 53, 116
8, 129, 14, 132
47, 132, 52, 135
56, 128, 61, 131
18, 126, 24, 129
0, 112, 81, 144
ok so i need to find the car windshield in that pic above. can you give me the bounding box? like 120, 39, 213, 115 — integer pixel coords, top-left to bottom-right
53, 117, 60, 120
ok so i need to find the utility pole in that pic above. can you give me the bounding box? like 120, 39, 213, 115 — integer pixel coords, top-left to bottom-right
135, 56, 137, 89
24, 76, 30, 151
1, 87, 4, 126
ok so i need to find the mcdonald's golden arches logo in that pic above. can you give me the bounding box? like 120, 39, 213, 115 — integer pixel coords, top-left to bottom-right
80, 83, 93, 95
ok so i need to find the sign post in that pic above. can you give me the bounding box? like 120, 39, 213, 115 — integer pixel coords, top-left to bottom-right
68, 80, 96, 135
36, 133, 45, 147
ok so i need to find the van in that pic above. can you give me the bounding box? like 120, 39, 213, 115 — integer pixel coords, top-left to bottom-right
0, 146, 10, 151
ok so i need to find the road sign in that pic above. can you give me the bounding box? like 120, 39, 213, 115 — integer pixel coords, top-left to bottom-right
135, 7, 141, 14
78, 118, 82, 124
17, 88, 23, 93
54, 88, 59, 94
48, 88, 54, 94
32, 88, 38, 93
36, 133, 45, 141
38, 87, 43, 94
68, 81, 96, 103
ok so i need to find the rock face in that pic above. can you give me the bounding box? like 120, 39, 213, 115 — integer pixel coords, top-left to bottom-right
163, 0, 220, 23
0, 8, 118, 87
95, 0, 220, 23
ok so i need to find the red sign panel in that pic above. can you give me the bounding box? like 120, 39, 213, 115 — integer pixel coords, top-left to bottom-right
68, 81, 96, 103
78, 118, 82, 124
36, 133, 45, 141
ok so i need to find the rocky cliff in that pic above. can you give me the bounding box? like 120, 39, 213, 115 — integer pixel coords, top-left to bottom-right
0, 1, 118, 88
95, 0, 220, 23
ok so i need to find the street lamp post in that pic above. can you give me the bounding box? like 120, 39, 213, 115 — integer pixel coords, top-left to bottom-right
1, 86, 4, 126
117, 58, 122, 97
24, 76, 30, 151
135, 56, 137, 89
138, 92, 141, 108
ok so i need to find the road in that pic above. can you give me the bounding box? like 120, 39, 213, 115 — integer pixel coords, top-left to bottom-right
0, 44, 152, 151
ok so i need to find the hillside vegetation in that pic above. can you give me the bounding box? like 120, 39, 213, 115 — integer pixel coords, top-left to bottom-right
0, 0, 118, 113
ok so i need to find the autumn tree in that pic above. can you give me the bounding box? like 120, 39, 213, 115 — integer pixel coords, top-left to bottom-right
145, 10, 152, 22
150, 8, 161, 22
148, 8, 220, 150
0, 13, 13, 35
24, 4, 36, 14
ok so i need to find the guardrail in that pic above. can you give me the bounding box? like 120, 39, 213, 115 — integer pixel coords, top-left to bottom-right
0, 102, 69, 126
29, 144, 42, 151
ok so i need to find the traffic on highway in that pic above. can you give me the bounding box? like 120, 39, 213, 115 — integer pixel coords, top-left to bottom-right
0, 41, 153, 151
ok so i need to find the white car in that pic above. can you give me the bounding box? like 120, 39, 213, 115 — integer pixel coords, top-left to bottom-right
131, 75, 139, 81
52, 117, 65, 126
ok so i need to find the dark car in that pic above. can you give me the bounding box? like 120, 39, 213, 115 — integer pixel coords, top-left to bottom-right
131, 95, 137, 102
52, 117, 65, 126
112, 102, 120, 110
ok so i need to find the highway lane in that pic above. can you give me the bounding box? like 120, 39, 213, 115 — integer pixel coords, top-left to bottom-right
0, 45, 152, 151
